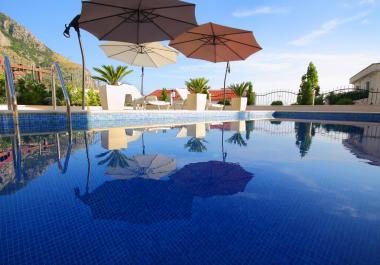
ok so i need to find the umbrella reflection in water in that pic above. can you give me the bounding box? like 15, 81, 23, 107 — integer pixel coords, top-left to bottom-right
77, 127, 253, 223
170, 161, 253, 198
76, 178, 193, 224
77, 160, 253, 224
106, 154, 176, 180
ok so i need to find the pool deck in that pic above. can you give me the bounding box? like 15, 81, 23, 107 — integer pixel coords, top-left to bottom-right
1, 105, 380, 134
248, 105, 380, 113
0, 109, 273, 134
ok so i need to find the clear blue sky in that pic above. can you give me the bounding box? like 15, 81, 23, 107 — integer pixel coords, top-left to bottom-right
1, 0, 380, 93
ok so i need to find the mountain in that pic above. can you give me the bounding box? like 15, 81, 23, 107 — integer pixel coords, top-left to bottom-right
0, 12, 83, 75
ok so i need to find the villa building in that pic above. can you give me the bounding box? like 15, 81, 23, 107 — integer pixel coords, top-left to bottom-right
350, 63, 380, 105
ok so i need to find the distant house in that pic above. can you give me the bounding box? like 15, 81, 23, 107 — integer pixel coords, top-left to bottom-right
350, 63, 380, 105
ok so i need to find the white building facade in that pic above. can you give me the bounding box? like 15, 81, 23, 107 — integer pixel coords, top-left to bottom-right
350, 63, 380, 105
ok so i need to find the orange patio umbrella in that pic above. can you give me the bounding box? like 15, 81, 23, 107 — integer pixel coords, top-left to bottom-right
169, 22, 262, 106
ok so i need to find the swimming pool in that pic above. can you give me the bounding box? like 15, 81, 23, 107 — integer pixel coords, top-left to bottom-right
1, 119, 380, 265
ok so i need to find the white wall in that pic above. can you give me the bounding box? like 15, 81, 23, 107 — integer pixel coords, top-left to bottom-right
353, 72, 380, 105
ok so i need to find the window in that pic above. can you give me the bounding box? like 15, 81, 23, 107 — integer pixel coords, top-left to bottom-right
366, 81, 371, 91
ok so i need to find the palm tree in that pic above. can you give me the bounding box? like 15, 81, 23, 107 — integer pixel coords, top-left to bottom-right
96, 150, 130, 168
92, 65, 133, 85
229, 82, 250, 97
185, 78, 210, 95
185, 138, 208, 153
227, 133, 247, 147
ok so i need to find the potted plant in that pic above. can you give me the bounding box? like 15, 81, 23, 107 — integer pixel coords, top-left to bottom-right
229, 82, 250, 111
92, 65, 133, 110
185, 78, 210, 111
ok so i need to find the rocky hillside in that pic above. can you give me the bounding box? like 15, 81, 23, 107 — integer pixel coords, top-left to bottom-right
0, 12, 83, 73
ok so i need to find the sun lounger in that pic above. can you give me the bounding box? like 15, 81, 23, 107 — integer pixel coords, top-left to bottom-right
207, 98, 224, 110
145, 96, 171, 110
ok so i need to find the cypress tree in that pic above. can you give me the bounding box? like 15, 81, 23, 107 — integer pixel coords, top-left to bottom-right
297, 62, 320, 105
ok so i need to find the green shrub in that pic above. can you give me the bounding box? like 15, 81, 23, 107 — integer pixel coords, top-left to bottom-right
59, 84, 82, 106
161, 88, 169, 102
16, 77, 50, 105
314, 95, 324, 105
326, 90, 368, 105
87, 88, 101, 106
0, 72, 5, 104
335, 98, 354, 105
56, 85, 100, 106
0, 72, 5, 98
271, 100, 283, 106
246, 82, 256, 105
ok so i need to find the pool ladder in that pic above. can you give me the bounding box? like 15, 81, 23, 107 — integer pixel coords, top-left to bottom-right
3, 56, 72, 132
3, 56, 73, 176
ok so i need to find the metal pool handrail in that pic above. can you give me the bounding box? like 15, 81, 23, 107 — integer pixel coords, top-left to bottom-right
55, 133, 73, 174
3, 56, 19, 127
4, 56, 22, 180
51, 63, 72, 132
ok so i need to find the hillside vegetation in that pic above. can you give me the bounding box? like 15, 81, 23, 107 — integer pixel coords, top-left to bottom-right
0, 12, 83, 73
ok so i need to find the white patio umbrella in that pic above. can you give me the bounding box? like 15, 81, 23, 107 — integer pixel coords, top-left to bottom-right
100, 41, 178, 95
106, 154, 176, 180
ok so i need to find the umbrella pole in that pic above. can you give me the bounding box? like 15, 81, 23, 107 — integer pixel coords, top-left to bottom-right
222, 125, 227, 162
142, 132, 146, 155
64, 15, 86, 110
223, 62, 230, 110
76, 30, 86, 111
84, 131, 91, 194
141, 66, 145, 96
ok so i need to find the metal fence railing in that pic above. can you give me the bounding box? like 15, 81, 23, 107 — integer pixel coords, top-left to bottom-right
255, 86, 380, 106
255, 90, 299, 106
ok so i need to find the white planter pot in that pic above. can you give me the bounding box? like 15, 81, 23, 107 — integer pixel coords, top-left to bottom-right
230, 121, 246, 132
101, 128, 128, 150
185, 93, 207, 111
186, 123, 206, 139
231, 97, 248, 111
99, 85, 127, 111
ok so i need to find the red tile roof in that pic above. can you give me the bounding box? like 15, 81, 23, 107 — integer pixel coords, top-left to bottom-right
209, 89, 238, 102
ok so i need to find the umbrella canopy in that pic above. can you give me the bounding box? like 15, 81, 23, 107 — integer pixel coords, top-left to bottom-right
106, 154, 176, 180
169, 22, 262, 63
77, 178, 193, 224
78, 0, 198, 43
100, 41, 178, 68
100, 41, 178, 94
169, 22, 262, 107
170, 161, 253, 197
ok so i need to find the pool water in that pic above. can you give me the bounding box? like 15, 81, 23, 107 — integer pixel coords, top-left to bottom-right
1, 120, 380, 265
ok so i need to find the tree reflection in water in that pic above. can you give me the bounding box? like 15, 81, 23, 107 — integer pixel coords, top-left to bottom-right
245, 120, 254, 141
295, 122, 315, 157
96, 150, 130, 168
185, 138, 208, 153
227, 133, 247, 147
